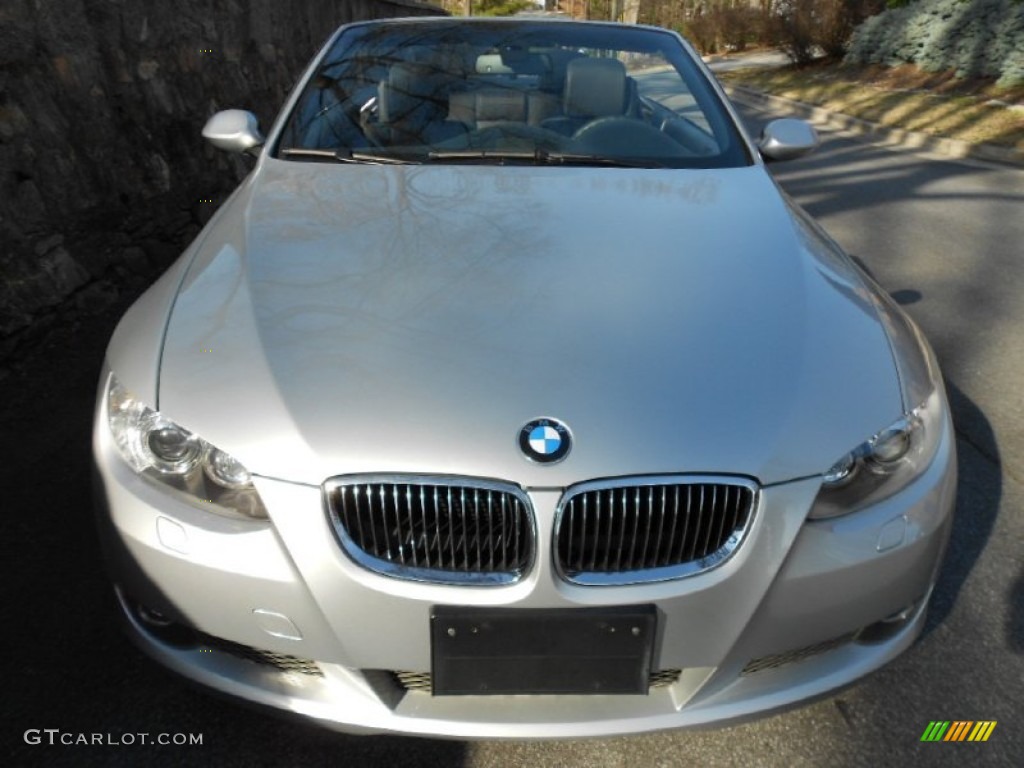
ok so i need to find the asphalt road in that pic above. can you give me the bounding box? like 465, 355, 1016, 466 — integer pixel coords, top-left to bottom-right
4, 103, 1022, 767
702, 50, 790, 73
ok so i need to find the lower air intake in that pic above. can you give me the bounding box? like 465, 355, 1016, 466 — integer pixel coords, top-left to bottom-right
196, 631, 322, 676
741, 634, 855, 676
389, 669, 682, 692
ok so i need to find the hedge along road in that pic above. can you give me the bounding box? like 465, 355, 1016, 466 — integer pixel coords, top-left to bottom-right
4, 107, 1023, 768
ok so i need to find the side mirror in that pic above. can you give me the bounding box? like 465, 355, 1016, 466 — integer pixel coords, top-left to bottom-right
202, 110, 265, 154
757, 118, 819, 162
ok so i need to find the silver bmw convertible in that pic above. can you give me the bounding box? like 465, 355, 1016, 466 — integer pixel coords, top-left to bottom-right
93, 17, 956, 737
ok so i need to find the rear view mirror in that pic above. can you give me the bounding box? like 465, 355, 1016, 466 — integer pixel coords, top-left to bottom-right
757, 118, 819, 162
202, 110, 265, 154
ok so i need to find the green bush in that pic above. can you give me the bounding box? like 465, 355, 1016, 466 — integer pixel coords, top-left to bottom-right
845, 0, 1024, 84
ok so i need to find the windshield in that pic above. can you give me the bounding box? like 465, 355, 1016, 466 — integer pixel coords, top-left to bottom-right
276, 20, 751, 169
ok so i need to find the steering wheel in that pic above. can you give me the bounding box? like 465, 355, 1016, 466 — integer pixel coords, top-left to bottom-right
571, 116, 686, 156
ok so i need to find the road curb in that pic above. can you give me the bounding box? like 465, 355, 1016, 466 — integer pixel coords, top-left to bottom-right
724, 84, 1024, 168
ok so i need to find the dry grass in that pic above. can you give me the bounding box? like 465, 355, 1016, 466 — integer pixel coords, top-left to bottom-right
719, 62, 1024, 150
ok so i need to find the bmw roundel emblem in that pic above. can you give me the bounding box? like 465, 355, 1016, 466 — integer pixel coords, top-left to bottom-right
519, 418, 572, 464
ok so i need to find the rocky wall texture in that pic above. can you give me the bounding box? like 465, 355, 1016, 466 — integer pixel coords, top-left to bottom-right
0, 0, 442, 363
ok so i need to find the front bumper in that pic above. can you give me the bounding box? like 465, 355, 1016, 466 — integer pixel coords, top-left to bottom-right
93, 391, 956, 738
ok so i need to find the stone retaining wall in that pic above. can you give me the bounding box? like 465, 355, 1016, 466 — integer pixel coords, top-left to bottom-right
0, 0, 443, 362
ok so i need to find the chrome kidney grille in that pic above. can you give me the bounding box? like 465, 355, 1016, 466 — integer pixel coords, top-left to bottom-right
554, 477, 758, 585
324, 476, 533, 585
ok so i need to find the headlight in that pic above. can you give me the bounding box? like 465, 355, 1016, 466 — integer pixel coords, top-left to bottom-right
106, 374, 268, 520
808, 273, 952, 520
809, 280, 951, 520
809, 388, 943, 519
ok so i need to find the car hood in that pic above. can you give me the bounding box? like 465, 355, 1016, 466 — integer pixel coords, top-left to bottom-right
158, 161, 900, 488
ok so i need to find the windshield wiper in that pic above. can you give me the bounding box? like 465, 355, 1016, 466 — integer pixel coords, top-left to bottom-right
279, 148, 419, 165
282, 147, 658, 168
542, 151, 661, 168
427, 149, 539, 163
426, 148, 659, 168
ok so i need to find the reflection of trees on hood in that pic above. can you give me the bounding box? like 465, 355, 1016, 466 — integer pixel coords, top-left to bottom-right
241, 164, 553, 373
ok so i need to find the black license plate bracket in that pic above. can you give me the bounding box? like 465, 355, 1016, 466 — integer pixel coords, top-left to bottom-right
430, 605, 656, 695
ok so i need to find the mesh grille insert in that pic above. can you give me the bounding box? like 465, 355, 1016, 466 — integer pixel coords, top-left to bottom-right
389, 669, 681, 692
742, 634, 855, 676
196, 631, 322, 676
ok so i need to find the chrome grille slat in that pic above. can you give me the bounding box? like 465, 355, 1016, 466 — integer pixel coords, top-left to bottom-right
326, 476, 533, 585
604, 490, 614, 571
555, 476, 757, 586
696, 486, 707, 558
610, 490, 620, 571
418, 485, 429, 569
378, 487, 389, 561
565, 497, 574, 570
513, 486, 520, 568
712, 486, 730, 557
627, 487, 639, 570
653, 486, 667, 567
639, 486, 653, 571
475, 493, 483, 573
446, 486, 456, 568
579, 495, 587, 571
400, 484, 415, 567
699, 485, 714, 559
351, 486, 366, 557
672, 485, 689, 565
499, 492, 507, 570
365, 487, 381, 559
609, 490, 619, 570
663, 485, 680, 567
460, 487, 468, 569
690, 485, 704, 562
485, 490, 494, 571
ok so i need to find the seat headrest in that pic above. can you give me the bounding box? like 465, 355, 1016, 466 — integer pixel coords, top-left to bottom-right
563, 58, 627, 118
380, 62, 439, 124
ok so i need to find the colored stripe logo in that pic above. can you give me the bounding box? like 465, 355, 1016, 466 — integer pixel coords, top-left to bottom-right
920, 721, 997, 742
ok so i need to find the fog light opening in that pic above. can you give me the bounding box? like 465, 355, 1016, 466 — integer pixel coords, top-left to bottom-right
856, 598, 923, 645
136, 604, 173, 628
881, 605, 915, 624
130, 600, 198, 648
